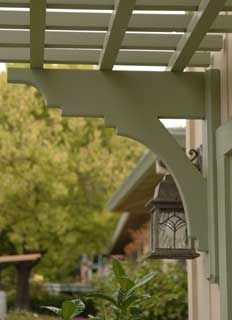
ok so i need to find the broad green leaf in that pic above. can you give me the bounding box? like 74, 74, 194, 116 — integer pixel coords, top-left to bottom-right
128, 272, 155, 294
84, 292, 118, 307
112, 260, 135, 291
122, 294, 151, 309
118, 276, 135, 291
61, 299, 85, 320
41, 306, 62, 316
112, 259, 126, 281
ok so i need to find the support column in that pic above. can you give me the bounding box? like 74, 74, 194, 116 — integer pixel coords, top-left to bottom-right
204, 69, 221, 282
217, 120, 232, 320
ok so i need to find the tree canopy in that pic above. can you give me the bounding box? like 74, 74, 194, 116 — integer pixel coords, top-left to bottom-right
0, 73, 143, 280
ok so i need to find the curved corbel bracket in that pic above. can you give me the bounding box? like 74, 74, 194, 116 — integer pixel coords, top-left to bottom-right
109, 112, 207, 251
8, 68, 208, 251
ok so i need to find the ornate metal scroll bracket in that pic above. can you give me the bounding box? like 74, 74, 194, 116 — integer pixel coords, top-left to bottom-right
188, 144, 203, 172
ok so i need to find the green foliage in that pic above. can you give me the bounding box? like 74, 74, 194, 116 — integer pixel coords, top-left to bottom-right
85, 259, 155, 320
8, 283, 95, 317
42, 299, 85, 320
92, 260, 188, 320
8, 310, 55, 320
0, 73, 143, 280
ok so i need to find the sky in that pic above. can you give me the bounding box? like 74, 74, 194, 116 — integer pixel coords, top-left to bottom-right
0, 63, 6, 72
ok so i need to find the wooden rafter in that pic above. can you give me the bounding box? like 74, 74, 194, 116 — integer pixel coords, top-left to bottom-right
168, 0, 227, 72
30, 0, 46, 69
99, 0, 136, 70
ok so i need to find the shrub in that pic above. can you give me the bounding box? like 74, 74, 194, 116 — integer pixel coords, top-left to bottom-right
92, 259, 188, 320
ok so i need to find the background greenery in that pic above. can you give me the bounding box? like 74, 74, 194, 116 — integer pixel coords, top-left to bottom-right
0, 73, 143, 281
0, 71, 188, 320
91, 260, 188, 320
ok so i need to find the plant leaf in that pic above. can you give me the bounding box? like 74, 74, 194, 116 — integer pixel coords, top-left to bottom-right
61, 299, 85, 320
84, 292, 118, 307
128, 272, 155, 294
122, 294, 151, 309
117, 288, 126, 306
119, 276, 135, 291
41, 306, 62, 316
112, 260, 135, 291
112, 259, 126, 281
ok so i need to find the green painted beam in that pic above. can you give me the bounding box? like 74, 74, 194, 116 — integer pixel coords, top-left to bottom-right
0, 30, 223, 52
7, 68, 206, 120
121, 33, 223, 52
129, 14, 232, 33
0, 48, 211, 67
99, 0, 136, 70
30, 0, 46, 69
135, 0, 232, 11
1, 0, 232, 11
116, 51, 210, 67
1, 11, 232, 33
168, 0, 227, 72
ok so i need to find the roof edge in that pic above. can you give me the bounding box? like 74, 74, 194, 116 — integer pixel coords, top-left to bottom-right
107, 150, 157, 211
107, 127, 185, 212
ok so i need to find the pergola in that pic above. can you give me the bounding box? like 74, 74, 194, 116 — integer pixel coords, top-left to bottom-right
0, 1, 231, 67
1, 1, 232, 319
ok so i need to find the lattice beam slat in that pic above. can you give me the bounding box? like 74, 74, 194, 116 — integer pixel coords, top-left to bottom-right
168, 0, 227, 72
99, 0, 136, 70
0, 31, 223, 52
1, 0, 232, 11
0, 48, 210, 67
0, 11, 231, 34
30, 0, 46, 69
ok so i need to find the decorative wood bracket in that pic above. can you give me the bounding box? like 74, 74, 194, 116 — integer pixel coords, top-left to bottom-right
8, 68, 214, 252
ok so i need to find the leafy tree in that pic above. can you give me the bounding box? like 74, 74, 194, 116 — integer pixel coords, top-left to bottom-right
0, 73, 143, 308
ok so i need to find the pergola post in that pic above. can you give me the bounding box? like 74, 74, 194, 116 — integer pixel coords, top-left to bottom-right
203, 70, 221, 282
216, 120, 232, 320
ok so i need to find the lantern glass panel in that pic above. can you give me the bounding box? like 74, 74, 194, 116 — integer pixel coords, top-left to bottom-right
158, 209, 187, 249
147, 174, 200, 259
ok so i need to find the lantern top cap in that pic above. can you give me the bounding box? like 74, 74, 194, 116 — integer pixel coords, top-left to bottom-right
146, 175, 183, 212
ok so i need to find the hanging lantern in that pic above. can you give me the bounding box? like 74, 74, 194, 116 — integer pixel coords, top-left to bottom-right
146, 175, 199, 260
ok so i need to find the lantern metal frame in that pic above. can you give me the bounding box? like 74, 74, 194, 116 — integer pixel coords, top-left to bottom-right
146, 175, 199, 260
